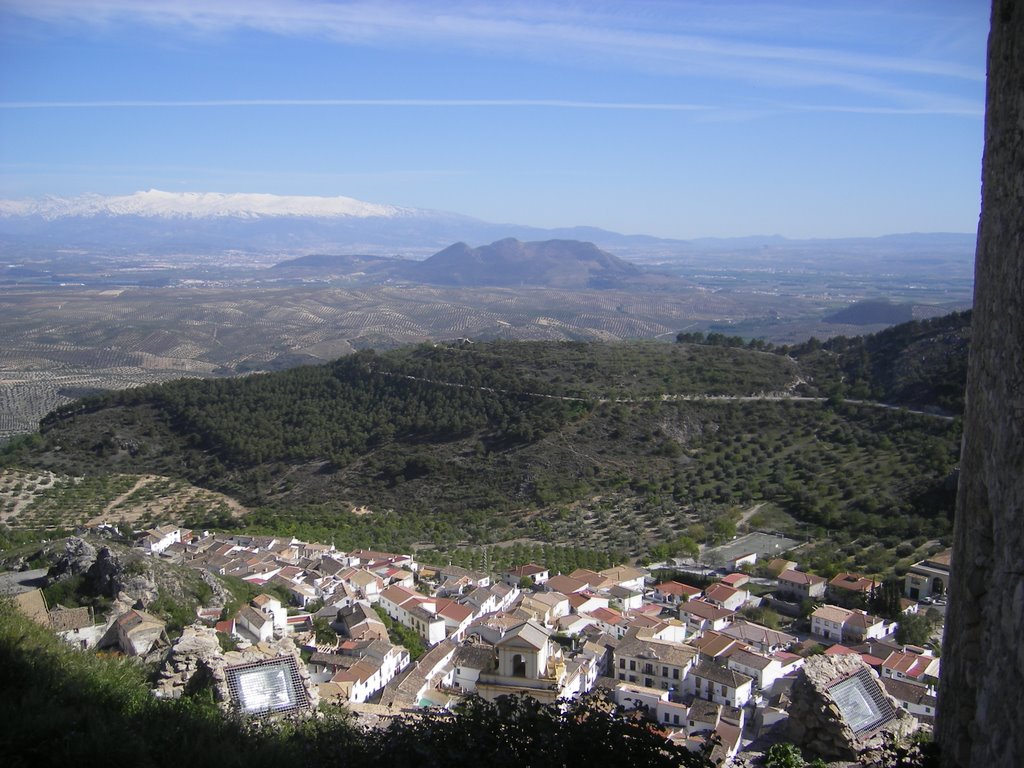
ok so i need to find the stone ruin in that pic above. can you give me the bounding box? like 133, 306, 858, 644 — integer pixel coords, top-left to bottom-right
154, 624, 319, 715
787, 654, 916, 761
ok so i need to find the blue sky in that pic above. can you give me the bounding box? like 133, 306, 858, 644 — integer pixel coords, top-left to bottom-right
0, 1, 988, 239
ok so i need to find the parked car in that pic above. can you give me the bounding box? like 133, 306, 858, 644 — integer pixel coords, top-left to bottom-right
920, 596, 934, 605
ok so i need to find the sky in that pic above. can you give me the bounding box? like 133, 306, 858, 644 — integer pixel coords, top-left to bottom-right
0, 0, 989, 239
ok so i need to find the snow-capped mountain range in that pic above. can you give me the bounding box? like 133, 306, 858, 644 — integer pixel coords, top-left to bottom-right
0, 190, 977, 275
0, 189, 666, 254
0, 189, 421, 220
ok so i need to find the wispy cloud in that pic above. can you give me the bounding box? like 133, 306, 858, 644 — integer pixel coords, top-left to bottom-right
0, 98, 712, 111
0, 97, 981, 120
3, 1, 984, 81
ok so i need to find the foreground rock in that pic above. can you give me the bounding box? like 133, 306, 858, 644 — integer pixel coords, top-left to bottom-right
154, 625, 319, 714
787, 654, 916, 761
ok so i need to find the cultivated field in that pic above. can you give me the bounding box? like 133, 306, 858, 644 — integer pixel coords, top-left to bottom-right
0, 468, 246, 531
0, 281, 798, 441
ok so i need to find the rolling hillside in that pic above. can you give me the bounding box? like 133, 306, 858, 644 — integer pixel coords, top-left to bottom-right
0, 316, 967, 571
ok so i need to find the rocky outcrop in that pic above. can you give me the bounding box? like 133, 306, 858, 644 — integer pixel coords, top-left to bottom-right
154, 625, 227, 700
787, 654, 915, 761
85, 546, 124, 597
46, 536, 97, 582
197, 568, 231, 610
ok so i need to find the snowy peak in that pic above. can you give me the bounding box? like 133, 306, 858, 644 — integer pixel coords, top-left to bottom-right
0, 189, 418, 220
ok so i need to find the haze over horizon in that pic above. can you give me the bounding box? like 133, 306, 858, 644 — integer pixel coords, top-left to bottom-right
0, 1, 987, 240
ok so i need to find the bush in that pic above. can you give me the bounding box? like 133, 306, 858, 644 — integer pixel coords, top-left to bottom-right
765, 742, 804, 768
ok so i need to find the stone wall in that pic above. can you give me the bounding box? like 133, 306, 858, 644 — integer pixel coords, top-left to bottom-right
937, 2, 1024, 766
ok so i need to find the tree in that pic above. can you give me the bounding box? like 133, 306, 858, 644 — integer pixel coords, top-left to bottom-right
896, 612, 935, 648
869, 578, 903, 620
364, 693, 715, 767
311, 616, 336, 646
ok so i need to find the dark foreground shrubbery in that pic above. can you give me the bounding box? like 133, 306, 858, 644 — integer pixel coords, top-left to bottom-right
0, 605, 711, 768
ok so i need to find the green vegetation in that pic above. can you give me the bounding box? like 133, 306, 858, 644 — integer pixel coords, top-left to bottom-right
4, 605, 715, 767
789, 310, 970, 413
896, 612, 941, 648
373, 604, 426, 661
2, 316, 967, 572
41, 574, 88, 609
740, 605, 784, 630
311, 615, 337, 645
419, 543, 622, 577
764, 743, 805, 768
219, 574, 292, 619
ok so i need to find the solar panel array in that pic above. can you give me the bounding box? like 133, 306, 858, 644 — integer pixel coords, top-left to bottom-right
225, 656, 309, 716
827, 666, 897, 736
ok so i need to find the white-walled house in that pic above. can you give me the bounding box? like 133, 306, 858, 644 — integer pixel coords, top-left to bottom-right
811, 605, 894, 644
614, 628, 698, 694
720, 620, 796, 654
379, 584, 446, 646
136, 525, 184, 555
776, 569, 827, 601
881, 649, 940, 689
452, 643, 497, 693
652, 580, 703, 606
703, 583, 748, 611
236, 605, 274, 643
687, 660, 754, 708
679, 600, 734, 633
520, 592, 570, 626
811, 604, 851, 642
725, 648, 785, 692
502, 564, 550, 587
600, 565, 648, 593
609, 585, 644, 611
251, 594, 288, 633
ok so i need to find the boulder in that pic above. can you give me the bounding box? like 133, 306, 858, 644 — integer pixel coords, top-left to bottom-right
46, 537, 97, 582
787, 654, 916, 761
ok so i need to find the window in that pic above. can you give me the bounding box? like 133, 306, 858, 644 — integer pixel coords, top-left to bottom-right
629, 660, 636, 671
644, 663, 653, 675
664, 713, 670, 722
645, 677, 653, 687
673, 714, 680, 725
721, 685, 727, 695
512, 654, 527, 677
619, 674, 625, 681
619, 658, 625, 669
673, 668, 680, 679
628, 675, 636, 683
662, 666, 669, 677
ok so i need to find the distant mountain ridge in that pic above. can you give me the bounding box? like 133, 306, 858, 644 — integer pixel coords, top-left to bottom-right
0, 190, 977, 262
272, 238, 648, 289
411, 238, 643, 288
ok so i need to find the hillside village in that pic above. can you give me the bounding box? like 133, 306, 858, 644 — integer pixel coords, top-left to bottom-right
3, 524, 951, 764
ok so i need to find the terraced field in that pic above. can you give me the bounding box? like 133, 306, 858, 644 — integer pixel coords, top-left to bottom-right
0, 469, 246, 531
